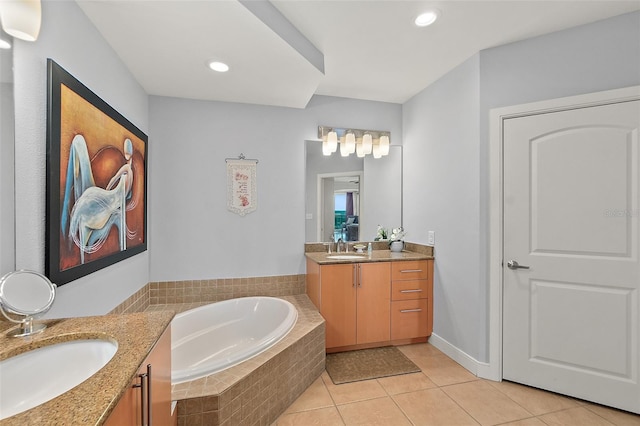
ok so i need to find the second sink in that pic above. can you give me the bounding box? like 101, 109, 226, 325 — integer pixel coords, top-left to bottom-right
326, 255, 366, 260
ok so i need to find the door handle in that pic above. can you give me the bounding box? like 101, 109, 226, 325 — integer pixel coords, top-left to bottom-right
507, 260, 529, 270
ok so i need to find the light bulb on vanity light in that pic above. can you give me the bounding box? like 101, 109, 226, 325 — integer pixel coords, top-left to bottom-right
362, 133, 373, 154
379, 134, 390, 156
0, 0, 41, 41
356, 140, 365, 158
372, 143, 382, 159
345, 131, 356, 154
340, 140, 350, 157
327, 131, 338, 153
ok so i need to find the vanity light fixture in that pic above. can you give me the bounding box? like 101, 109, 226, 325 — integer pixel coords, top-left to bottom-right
0, 0, 41, 42
415, 9, 439, 27
318, 126, 391, 159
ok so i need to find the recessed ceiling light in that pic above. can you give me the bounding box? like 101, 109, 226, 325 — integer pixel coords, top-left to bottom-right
415, 10, 439, 27
208, 61, 229, 73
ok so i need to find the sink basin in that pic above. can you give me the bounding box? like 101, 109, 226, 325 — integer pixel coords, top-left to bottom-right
326, 255, 366, 260
0, 339, 118, 419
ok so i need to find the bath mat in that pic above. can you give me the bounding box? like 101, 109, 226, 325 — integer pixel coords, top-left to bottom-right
325, 346, 420, 385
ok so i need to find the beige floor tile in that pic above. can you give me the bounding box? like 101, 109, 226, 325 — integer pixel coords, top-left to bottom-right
442, 380, 532, 425
500, 418, 547, 426
584, 404, 640, 426
285, 376, 334, 414
487, 379, 579, 415
538, 407, 616, 425
276, 406, 345, 426
414, 353, 479, 386
393, 388, 479, 425
321, 371, 388, 405
377, 372, 437, 395
397, 342, 444, 360
337, 396, 412, 426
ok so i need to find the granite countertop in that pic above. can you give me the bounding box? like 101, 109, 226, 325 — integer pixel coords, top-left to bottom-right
0, 310, 174, 425
305, 243, 434, 265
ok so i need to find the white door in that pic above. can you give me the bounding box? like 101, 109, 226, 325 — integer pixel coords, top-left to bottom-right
503, 99, 640, 413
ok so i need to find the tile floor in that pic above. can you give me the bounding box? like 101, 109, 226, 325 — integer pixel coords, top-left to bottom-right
275, 343, 640, 426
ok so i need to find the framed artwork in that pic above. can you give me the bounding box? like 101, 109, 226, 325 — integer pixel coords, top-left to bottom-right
46, 59, 148, 286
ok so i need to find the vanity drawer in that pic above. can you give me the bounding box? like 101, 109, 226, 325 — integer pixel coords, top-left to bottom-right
391, 260, 429, 281
391, 299, 429, 340
391, 279, 430, 301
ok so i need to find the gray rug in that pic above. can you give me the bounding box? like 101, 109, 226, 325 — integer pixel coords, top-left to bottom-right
325, 346, 421, 385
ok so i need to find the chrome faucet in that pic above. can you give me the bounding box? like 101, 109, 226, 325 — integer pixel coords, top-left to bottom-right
337, 238, 344, 253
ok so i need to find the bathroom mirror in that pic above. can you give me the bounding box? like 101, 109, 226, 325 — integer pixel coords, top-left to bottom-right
0, 41, 15, 276
305, 140, 402, 242
0, 270, 56, 336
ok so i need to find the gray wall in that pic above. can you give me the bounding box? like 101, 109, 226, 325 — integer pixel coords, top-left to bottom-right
149, 95, 401, 281
403, 54, 482, 360
13, 1, 150, 317
403, 11, 640, 363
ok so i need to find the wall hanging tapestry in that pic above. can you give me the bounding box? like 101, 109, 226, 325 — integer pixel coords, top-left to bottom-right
45, 59, 148, 286
226, 154, 258, 216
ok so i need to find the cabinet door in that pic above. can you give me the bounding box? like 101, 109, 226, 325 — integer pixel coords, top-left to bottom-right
321, 264, 357, 348
105, 376, 140, 426
356, 262, 391, 345
147, 325, 172, 426
105, 326, 172, 426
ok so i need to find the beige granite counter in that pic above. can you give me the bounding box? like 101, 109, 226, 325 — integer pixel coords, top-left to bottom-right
305, 245, 433, 265
0, 310, 174, 425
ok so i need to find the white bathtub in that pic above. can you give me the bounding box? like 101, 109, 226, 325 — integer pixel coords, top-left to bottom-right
171, 297, 298, 384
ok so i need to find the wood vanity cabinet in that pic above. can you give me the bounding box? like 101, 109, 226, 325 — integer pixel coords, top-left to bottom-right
307, 257, 433, 352
308, 260, 391, 350
105, 325, 174, 426
390, 260, 433, 340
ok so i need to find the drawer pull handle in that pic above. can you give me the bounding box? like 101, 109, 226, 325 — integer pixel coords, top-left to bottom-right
400, 308, 422, 313
400, 289, 423, 293
400, 269, 423, 273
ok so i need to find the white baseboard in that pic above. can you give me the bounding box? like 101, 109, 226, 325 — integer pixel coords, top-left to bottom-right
428, 333, 495, 380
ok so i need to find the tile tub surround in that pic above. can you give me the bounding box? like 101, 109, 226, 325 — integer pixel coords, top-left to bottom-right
109, 274, 306, 315
145, 294, 326, 426
0, 311, 174, 425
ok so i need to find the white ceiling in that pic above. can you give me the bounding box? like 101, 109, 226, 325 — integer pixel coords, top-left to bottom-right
77, 0, 640, 109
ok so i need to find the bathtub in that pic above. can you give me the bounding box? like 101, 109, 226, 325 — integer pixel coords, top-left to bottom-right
171, 296, 298, 384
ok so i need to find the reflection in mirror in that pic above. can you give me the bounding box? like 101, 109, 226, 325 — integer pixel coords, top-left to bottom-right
305, 140, 402, 243
0, 270, 57, 337
0, 43, 14, 276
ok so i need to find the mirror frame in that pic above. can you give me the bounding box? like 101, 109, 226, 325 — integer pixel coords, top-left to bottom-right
0, 270, 56, 317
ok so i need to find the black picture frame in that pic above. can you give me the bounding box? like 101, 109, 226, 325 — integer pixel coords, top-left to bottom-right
46, 59, 148, 286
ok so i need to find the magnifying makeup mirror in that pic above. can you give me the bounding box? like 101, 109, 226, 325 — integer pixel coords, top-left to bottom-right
0, 270, 56, 337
